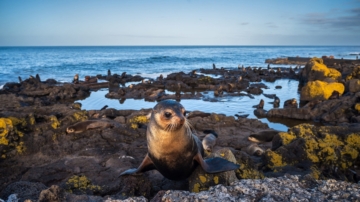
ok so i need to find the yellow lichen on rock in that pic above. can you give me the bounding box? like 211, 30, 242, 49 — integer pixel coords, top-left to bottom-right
66, 175, 101, 193
310, 166, 321, 179
198, 76, 214, 84
72, 111, 88, 121
213, 176, 219, 184
305, 138, 320, 163
16, 141, 26, 154
345, 133, 360, 148
309, 57, 341, 80
278, 132, 296, 145
192, 183, 200, 193
129, 115, 149, 129
265, 150, 286, 169
7, 117, 27, 128
199, 175, 207, 183
0, 118, 13, 145
236, 163, 264, 179
355, 103, 360, 113
318, 134, 343, 148
49, 115, 60, 129
300, 80, 344, 101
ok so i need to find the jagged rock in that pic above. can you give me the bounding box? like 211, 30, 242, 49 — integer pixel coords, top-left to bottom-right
299, 57, 342, 84
161, 175, 360, 201
347, 79, 360, 93
265, 123, 360, 181
188, 148, 238, 193
0, 181, 48, 202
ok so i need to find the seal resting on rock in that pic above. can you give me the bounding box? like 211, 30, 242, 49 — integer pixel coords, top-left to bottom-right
202, 130, 218, 153
284, 98, 298, 108
66, 120, 114, 134
119, 100, 239, 181
245, 143, 264, 156
248, 130, 280, 143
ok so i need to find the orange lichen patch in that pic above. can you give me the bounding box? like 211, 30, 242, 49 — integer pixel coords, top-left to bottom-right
300, 80, 344, 101
0, 118, 13, 145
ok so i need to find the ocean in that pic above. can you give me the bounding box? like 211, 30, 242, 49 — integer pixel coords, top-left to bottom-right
1, 46, 359, 130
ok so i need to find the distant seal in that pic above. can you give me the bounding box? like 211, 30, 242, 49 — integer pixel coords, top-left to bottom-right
329, 90, 340, 99
273, 96, 280, 108
245, 143, 264, 156
119, 100, 239, 181
36, 74, 41, 82
73, 74, 79, 84
253, 99, 264, 109
258, 99, 264, 109
284, 98, 298, 108
66, 120, 114, 134
248, 130, 280, 143
202, 130, 218, 153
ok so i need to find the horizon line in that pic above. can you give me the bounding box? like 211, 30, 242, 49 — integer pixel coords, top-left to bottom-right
1, 45, 360, 47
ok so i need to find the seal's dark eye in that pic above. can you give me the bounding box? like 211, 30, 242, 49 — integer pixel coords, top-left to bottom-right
164, 112, 171, 118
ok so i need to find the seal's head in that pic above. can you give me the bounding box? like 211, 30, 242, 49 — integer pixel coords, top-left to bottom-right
152, 100, 186, 132
66, 127, 75, 134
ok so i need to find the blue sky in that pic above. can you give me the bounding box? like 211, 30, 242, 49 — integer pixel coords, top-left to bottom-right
1, 0, 360, 46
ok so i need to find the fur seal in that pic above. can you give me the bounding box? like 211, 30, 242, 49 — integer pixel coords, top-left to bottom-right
73, 74, 79, 84
248, 130, 280, 143
245, 143, 264, 156
202, 130, 218, 153
66, 120, 114, 134
284, 98, 298, 108
273, 96, 280, 108
253, 99, 264, 109
119, 100, 239, 180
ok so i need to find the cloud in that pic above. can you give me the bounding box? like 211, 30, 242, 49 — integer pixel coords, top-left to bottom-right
300, 7, 360, 31
265, 22, 278, 28
240, 22, 249, 25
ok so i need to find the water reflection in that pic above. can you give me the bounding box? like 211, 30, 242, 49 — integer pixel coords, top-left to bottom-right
76, 79, 321, 131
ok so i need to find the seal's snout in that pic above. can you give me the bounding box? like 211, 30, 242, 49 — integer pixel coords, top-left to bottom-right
179, 117, 185, 125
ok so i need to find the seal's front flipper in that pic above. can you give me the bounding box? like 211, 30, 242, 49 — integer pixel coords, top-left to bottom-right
194, 152, 239, 173
119, 153, 155, 176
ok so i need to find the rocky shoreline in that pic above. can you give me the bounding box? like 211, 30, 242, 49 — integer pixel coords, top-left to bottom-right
0, 58, 360, 201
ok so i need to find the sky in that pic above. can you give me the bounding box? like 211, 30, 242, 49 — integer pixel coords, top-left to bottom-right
1, 0, 360, 46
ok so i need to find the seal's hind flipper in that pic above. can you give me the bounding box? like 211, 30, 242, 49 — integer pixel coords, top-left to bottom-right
194, 152, 239, 173
119, 153, 155, 177
204, 157, 239, 173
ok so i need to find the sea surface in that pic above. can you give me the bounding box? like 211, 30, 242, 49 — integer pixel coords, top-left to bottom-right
1, 46, 359, 130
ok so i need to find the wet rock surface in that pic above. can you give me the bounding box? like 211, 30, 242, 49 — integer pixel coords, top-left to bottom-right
0, 61, 360, 201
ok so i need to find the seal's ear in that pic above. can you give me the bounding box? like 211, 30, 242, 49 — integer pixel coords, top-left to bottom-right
146, 112, 152, 119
